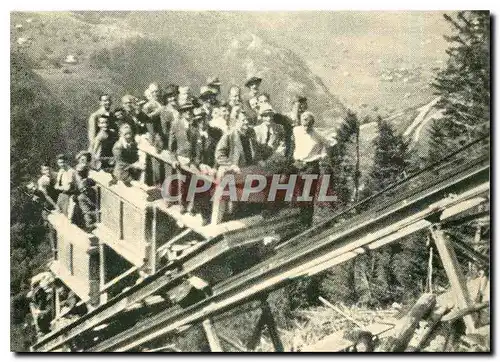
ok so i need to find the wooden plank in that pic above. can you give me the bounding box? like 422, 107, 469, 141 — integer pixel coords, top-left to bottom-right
405, 305, 451, 351
430, 227, 476, 332
202, 319, 223, 352
35, 167, 489, 352
90, 180, 490, 352
261, 300, 284, 352
99, 244, 107, 305
377, 293, 436, 352
319, 296, 363, 328
100, 266, 139, 294
157, 229, 193, 259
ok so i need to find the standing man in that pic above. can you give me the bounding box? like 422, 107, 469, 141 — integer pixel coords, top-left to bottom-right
166, 102, 196, 212
199, 86, 217, 122
210, 101, 231, 133
292, 111, 336, 227
54, 154, 76, 217
288, 96, 308, 127
215, 110, 260, 174
253, 104, 286, 160
159, 84, 179, 149
243, 76, 262, 125
88, 94, 115, 147
206, 76, 222, 105
74, 163, 97, 231
90, 116, 117, 171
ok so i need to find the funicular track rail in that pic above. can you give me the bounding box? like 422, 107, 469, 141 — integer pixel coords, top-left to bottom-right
32, 138, 490, 352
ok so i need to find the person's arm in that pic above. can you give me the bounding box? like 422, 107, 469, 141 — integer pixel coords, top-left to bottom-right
88, 114, 96, 148
215, 133, 232, 167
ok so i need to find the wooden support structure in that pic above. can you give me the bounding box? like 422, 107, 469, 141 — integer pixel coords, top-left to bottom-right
247, 298, 284, 352
99, 243, 107, 305
405, 304, 451, 351
377, 293, 436, 352
429, 226, 476, 333
202, 319, 223, 352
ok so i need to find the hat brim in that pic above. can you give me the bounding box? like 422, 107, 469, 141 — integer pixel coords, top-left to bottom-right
245, 78, 262, 88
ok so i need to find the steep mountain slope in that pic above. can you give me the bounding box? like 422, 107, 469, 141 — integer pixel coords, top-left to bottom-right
11, 11, 347, 152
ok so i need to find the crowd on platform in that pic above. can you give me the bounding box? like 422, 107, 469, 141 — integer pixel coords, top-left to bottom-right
29, 75, 337, 229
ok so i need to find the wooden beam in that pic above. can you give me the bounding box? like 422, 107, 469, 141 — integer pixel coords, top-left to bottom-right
377, 293, 436, 352
260, 300, 284, 352
247, 311, 267, 351
157, 229, 193, 260
100, 266, 139, 294
430, 226, 476, 332
99, 244, 107, 305
202, 319, 223, 352
406, 304, 451, 351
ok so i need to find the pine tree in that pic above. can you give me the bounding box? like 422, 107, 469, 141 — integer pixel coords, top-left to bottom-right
429, 11, 490, 162
357, 118, 412, 306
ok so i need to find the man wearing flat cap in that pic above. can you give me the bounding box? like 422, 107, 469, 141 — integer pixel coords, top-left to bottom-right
206, 76, 222, 96
243, 76, 262, 125
199, 86, 217, 121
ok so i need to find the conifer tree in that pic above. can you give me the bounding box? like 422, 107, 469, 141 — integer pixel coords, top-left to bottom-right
429, 11, 490, 162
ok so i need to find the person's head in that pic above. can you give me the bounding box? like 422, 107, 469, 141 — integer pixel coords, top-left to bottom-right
76, 151, 92, 167
249, 97, 259, 111
257, 93, 270, 107
207, 76, 221, 95
179, 103, 195, 122
245, 76, 262, 97
26, 181, 37, 193
193, 108, 207, 128
235, 111, 250, 133
56, 154, 69, 170
121, 95, 136, 112
119, 124, 134, 142
40, 164, 51, 177
300, 111, 315, 129
114, 107, 125, 120
164, 84, 179, 105
292, 96, 308, 114
218, 102, 230, 121
98, 116, 109, 131
76, 163, 90, 178
228, 86, 241, 104
145, 83, 161, 101
99, 94, 112, 110
259, 104, 274, 125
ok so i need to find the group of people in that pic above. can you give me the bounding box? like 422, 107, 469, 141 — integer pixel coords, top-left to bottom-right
31, 75, 336, 228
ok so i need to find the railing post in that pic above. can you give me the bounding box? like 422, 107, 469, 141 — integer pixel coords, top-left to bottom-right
202, 319, 223, 352
430, 225, 476, 333
99, 243, 107, 305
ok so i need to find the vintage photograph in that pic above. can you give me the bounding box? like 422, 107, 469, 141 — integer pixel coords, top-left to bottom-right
10, 11, 490, 352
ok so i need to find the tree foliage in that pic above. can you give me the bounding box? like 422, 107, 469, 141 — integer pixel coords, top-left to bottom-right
429, 11, 490, 162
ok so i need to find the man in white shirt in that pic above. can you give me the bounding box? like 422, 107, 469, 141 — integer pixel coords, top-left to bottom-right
54, 154, 76, 217
292, 111, 336, 227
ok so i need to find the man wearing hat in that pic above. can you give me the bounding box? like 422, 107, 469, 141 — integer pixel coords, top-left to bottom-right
288, 95, 308, 127
166, 101, 197, 213
206, 76, 222, 97
242, 76, 262, 125
190, 108, 222, 169
74, 163, 97, 231
253, 104, 286, 160
244, 76, 262, 99
199, 86, 218, 120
